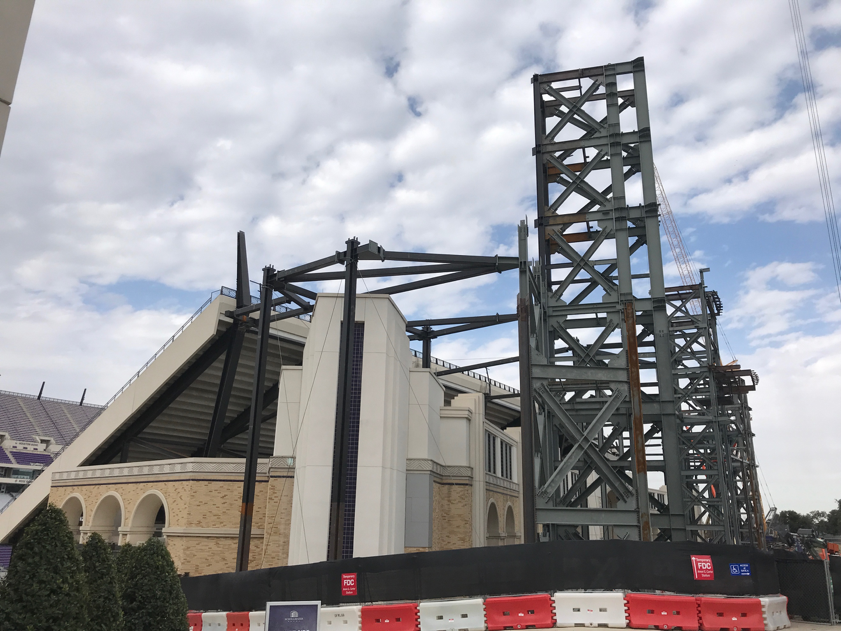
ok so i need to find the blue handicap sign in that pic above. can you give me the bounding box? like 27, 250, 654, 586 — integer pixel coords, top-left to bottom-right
729, 563, 751, 576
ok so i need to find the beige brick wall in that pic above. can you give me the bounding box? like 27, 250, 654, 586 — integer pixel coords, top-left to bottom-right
485, 488, 520, 545
258, 473, 295, 569
49, 472, 291, 577
431, 480, 472, 551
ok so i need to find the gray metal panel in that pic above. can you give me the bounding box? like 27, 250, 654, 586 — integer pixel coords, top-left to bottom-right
404, 472, 433, 548
0, 101, 8, 155
0, 0, 35, 105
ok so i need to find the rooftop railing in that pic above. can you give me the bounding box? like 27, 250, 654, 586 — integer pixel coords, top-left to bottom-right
410, 349, 518, 394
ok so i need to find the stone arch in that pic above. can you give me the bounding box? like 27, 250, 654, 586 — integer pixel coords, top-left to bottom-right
89, 492, 124, 544
60, 494, 85, 543
486, 501, 500, 546
127, 490, 169, 544
505, 504, 517, 545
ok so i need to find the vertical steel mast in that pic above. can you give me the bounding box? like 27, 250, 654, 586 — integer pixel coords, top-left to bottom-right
527, 58, 685, 541
525, 58, 764, 545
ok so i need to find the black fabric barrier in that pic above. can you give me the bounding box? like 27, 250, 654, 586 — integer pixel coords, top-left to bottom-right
774, 551, 833, 623
181, 540, 779, 612
831, 556, 841, 617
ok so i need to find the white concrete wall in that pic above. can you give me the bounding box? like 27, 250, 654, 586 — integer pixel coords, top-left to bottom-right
287, 294, 411, 564
273, 367, 303, 457
451, 392, 487, 547
353, 296, 410, 558
407, 369, 444, 462
439, 407, 471, 467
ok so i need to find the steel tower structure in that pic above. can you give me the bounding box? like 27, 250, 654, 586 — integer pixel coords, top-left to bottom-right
519, 58, 764, 545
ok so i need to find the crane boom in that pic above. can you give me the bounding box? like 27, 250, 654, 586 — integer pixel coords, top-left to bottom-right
655, 164, 698, 287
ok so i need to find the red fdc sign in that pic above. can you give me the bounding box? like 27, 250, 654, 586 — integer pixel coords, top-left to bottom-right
342, 572, 357, 596
691, 554, 715, 580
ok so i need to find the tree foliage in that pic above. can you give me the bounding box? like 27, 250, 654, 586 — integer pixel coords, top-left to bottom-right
121, 538, 188, 631
779, 499, 841, 536
83, 532, 123, 631
115, 542, 138, 600
0, 504, 89, 631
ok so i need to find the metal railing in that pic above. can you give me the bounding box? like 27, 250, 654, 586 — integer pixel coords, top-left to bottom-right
0, 389, 104, 409
103, 285, 310, 409
102, 288, 226, 407
411, 349, 518, 394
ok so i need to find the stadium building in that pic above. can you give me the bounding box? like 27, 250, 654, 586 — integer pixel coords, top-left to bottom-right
0, 286, 525, 576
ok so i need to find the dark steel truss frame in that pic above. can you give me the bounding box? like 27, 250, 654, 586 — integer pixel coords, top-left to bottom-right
522, 57, 764, 545
230, 237, 520, 566
93, 57, 769, 572
666, 276, 763, 545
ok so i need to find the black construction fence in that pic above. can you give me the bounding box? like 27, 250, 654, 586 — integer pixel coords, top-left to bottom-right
182, 540, 779, 613
773, 550, 837, 623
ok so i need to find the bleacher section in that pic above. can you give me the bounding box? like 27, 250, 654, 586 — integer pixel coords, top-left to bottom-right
9, 450, 54, 467
0, 390, 102, 445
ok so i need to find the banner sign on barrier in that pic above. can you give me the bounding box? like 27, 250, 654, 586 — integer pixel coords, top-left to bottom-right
691, 555, 714, 580
266, 601, 321, 631
343, 573, 358, 596
730, 563, 751, 576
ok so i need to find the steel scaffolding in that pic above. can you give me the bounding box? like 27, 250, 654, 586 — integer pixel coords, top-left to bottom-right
520, 57, 764, 545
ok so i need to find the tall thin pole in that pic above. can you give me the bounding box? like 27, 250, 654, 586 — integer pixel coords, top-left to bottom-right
327, 238, 359, 560
623, 302, 652, 541
517, 221, 537, 544
235, 265, 273, 572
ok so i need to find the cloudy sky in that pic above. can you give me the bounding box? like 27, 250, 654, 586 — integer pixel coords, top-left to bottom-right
1, 0, 840, 514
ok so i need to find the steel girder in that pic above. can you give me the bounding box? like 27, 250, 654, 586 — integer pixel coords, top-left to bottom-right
523, 58, 765, 546
665, 281, 764, 546
525, 58, 686, 541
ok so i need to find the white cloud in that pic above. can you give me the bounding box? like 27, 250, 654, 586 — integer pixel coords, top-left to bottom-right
726, 261, 821, 339
0, 0, 839, 514
745, 328, 841, 513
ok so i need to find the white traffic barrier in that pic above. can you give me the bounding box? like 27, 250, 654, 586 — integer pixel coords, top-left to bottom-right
759, 596, 790, 630
552, 591, 627, 628
321, 605, 363, 631
202, 612, 229, 629
419, 598, 486, 631
250, 610, 267, 630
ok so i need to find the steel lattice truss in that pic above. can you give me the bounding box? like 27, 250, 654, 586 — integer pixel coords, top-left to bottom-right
519, 58, 764, 545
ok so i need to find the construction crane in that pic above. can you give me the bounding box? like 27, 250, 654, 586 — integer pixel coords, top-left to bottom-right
655, 165, 738, 362
654, 164, 698, 288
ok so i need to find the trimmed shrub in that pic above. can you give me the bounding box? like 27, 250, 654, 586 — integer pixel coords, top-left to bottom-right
115, 542, 138, 599
121, 538, 188, 631
83, 532, 123, 631
0, 504, 89, 631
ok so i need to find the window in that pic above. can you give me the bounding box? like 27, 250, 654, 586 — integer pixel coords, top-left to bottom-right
485, 432, 497, 475
500, 442, 513, 480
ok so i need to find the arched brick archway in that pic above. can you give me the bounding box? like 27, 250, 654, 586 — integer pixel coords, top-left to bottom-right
505, 504, 516, 545
60, 494, 85, 543
486, 501, 500, 546
127, 491, 168, 544
89, 493, 123, 544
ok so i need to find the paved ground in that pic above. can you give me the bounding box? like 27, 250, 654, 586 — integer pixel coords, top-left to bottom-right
791, 620, 838, 629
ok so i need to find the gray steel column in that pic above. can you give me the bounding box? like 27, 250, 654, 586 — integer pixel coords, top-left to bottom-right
206, 232, 250, 458
518, 221, 537, 544
633, 62, 686, 540
327, 238, 359, 561
422, 328, 432, 369
235, 265, 273, 572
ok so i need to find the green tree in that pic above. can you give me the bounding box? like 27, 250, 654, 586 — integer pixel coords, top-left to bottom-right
779, 509, 814, 533
825, 499, 841, 535
0, 504, 89, 631
83, 532, 123, 631
121, 538, 188, 631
